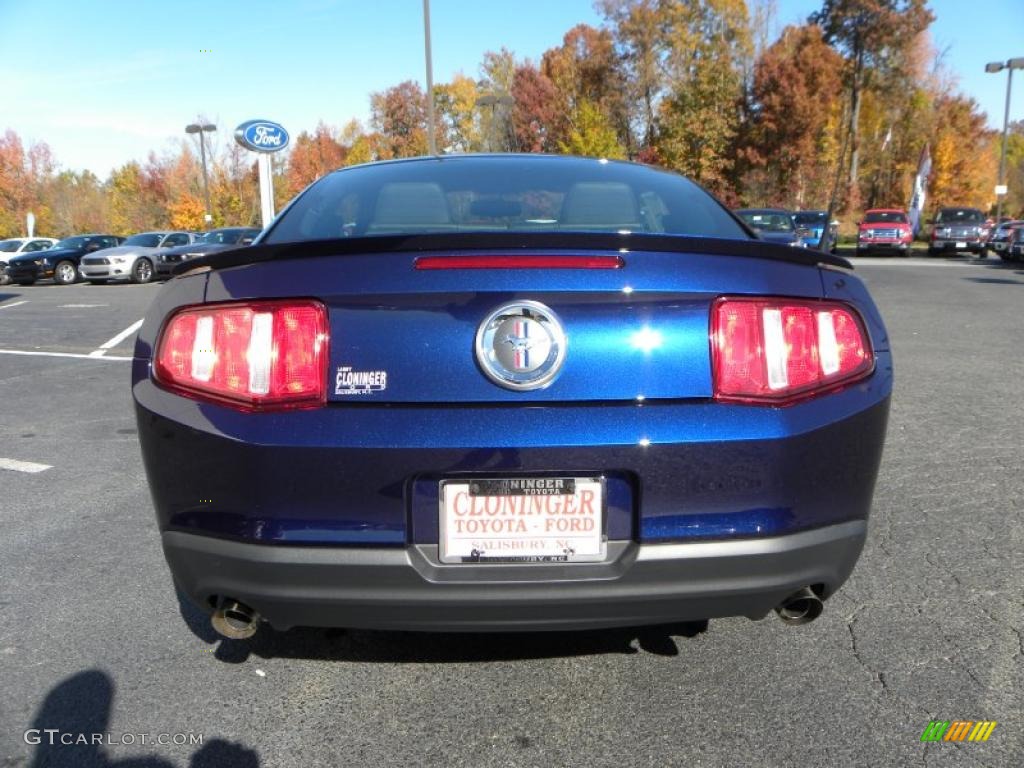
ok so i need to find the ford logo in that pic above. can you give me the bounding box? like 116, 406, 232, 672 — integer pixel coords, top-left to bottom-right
234, 120, 290, 153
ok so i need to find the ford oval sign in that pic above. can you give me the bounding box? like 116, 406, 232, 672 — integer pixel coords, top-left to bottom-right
234, 120, 290, 153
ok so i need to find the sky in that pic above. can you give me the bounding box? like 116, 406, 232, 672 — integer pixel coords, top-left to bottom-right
2, 0, 1023, 177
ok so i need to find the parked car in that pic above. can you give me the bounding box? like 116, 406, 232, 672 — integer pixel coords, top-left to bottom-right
987, 219, 1023, 258
0, 238, 58, 285
792, 211, 838, 252
734, 208, 806, 247
928, 207, 988, 256
856, 209, 913, 257
155, 227, 261, 278
137, 154, 891, 639
1008, 226, 1024, 262
4, 234, 123, 285
79, 231, 198, 284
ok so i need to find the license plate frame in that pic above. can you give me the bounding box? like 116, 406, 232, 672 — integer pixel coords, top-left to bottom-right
438, 476, 606, 564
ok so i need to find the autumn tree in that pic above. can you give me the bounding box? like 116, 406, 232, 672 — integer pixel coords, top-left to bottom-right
45, 170, 107, 236
370, 80, 430, 158
541, 24, 629, 152
811, 0, 934, 207
928, 94, 996, 210
435, 73, 482, 152
1003, 121, 1024, 218
654, 0, 752, 193
286, 122, 348, 196
478, 49, 518, 151
510, 63, 562, 153
598, 0, 668, 148
0, 130, 50, 236
745, 24, 844, 207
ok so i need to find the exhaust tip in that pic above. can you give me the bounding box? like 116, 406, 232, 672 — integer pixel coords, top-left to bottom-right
774, 587, 823, 626
210, 598, 260, 640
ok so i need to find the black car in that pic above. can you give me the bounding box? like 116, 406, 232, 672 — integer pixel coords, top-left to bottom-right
155, 227, 260, 277
5, 234, 124, 285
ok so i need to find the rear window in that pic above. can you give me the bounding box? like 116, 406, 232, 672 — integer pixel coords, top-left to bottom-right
264, 157, 748, 244
0, 240, 21, 252
793, 212, 826, 225
864, 211, 907, 224
736, 211, 794, 232
123, 233, 163, 247
935, 208, 984, 224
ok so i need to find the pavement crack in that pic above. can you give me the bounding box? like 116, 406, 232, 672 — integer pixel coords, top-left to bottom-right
922, 550, 962, 588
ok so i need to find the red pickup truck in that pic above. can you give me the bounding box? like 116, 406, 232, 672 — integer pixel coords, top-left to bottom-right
857, 209, 913, 256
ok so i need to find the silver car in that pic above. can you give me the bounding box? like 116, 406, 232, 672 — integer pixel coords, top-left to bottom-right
79, 231, 197, 284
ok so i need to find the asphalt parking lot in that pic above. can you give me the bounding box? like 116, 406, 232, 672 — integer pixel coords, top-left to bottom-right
1, 257, 1022, 767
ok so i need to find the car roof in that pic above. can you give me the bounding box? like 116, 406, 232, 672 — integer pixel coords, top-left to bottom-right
736, 208, 791, 214
864, 208, 906, 213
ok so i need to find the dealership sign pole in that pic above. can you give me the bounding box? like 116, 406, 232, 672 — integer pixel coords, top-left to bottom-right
234, 119, 290, 228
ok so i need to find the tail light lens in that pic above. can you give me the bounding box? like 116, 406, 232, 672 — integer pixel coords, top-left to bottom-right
712, 298, 873, 404
154, 300, 328, 410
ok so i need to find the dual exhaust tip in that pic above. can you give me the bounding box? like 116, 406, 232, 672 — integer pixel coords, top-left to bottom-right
210, 598, 260, 640
774, 586, 824, 626
208, 588, 824, 638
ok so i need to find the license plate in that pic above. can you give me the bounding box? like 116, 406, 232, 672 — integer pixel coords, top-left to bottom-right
955, 241, 967, 248
439, 477, 605, 563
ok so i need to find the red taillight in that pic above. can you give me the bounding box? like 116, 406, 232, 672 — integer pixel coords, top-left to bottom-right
154, 300, 328, 410
711, 298, 873, 404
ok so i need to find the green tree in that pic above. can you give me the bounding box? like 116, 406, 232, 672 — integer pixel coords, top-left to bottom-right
558, 100, 626, 158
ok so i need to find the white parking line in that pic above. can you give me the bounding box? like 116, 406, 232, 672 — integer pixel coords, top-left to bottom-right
88, 319, 144, 357
0, 300, 29, 310
0, 457, 52, 474
61, 303, 109, 308
0, 349, 132, 361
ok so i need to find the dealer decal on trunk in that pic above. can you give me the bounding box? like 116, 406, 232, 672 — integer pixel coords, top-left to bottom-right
334, 366, 388, 395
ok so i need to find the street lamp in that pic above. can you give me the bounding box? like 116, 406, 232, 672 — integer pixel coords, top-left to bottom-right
185, 122, 217, 225
476, 94, 515, 152
984, 57, 1024, 224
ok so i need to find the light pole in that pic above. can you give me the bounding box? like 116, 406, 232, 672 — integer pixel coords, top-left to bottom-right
985, 58, 1024, 224
422, 0, 437, 155
185, 122, 217, 225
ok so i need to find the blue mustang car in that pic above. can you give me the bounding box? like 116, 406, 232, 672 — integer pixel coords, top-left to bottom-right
134, 155, 891, 639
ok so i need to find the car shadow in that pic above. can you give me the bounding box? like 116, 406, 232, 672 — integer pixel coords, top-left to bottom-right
962, 277, 1024, 285
24, 669, 260, 768
0, 291, 25, 303
207, 621, 712, 665
174, 578, 710, 665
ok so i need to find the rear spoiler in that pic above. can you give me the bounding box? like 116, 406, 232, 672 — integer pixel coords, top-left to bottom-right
174, 232, 851, 276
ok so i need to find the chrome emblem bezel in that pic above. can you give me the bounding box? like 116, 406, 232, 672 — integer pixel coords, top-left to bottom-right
474, 301, 567, 391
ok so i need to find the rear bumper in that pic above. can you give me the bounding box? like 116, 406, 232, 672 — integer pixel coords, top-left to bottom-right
930, 239, 983, 251
858, 241, 909, 252
165, 520, 866, 631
